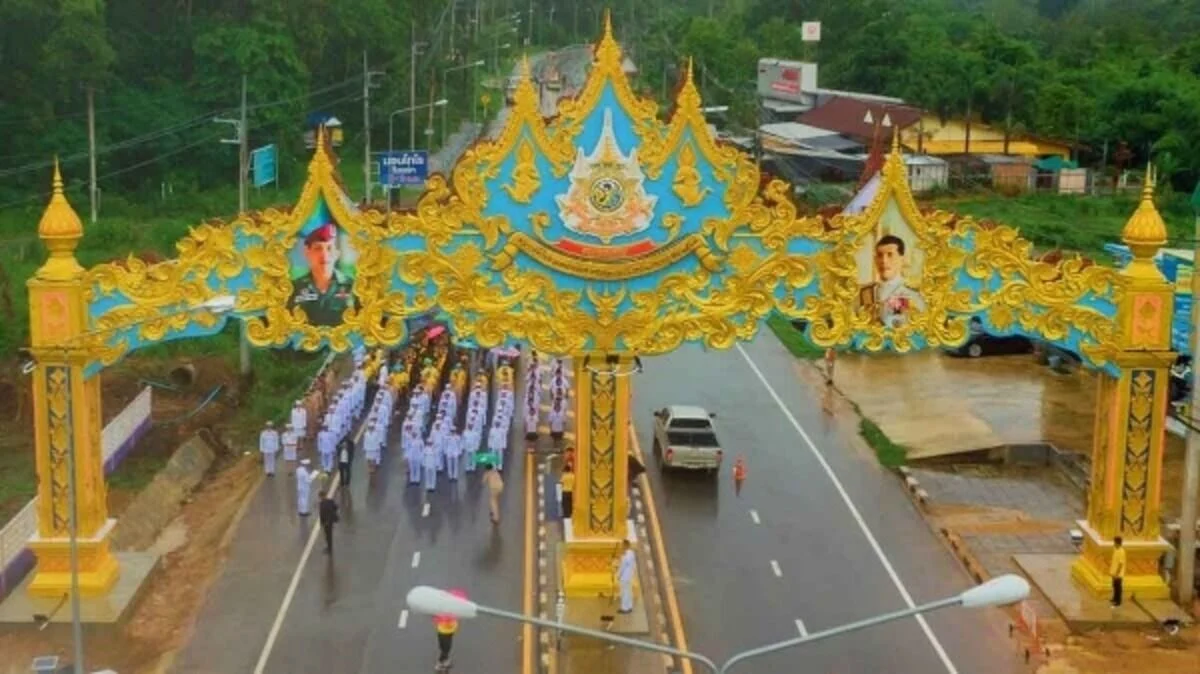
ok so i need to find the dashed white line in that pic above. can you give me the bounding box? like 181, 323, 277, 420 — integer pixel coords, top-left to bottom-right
411, 551, 421, 568
253, 472, 342, 674
795, 619, 808, 636
735, 343, 958, 674
770, 560, 782, 577
399, 609, 409, 629
422, 502, 431, 517
749, 509, 761, 524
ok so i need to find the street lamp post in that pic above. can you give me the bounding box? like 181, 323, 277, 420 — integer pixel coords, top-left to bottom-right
385, 99, 448, 213
442, 60, 486, 144
27, 294, 236, 674
408, 575, 1030, 674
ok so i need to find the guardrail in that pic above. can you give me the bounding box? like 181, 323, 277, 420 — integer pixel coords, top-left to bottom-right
0, 386, 153, 599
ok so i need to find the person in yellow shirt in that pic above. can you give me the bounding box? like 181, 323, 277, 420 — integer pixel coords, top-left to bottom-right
560, 466, 575, 519
1110, 536, 1126, 607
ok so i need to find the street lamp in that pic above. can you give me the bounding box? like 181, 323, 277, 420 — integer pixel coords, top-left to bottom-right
443, 60, 486, 142
702, 106, 730, 114
24, 294, 236, 674
407, 575, 1030, 674
385, 99, 448, 212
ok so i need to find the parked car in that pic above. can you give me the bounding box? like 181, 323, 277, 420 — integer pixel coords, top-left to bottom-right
652, 405, 723, 473
944, 318, 1033, 358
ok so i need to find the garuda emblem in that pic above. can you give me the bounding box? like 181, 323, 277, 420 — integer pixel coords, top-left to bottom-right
555, 109, 657, 244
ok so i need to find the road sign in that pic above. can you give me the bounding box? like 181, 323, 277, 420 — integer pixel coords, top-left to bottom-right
802, 21, 822, 42
377, 150, 429, 188
251, 144, 277, 187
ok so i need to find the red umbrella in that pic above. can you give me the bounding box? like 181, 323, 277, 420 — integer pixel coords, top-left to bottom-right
426, 324, 447, 339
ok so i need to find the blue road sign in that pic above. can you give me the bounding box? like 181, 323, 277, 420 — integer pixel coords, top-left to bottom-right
378, 150, 428, 188
251, 144, 277, 187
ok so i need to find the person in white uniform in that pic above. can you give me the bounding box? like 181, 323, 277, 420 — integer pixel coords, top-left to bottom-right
488, 420, 508, 472
282, 423, 299, 466
404, 421, 421, 484
296, 459, 320, 516
617, 539, 636, 613
291, 401, 308, 452
548, 397, 566, 449
445, 430, 462, 481
423, 440, 439, 491
365, 420, 382, 470
259, 421, 280, 476
318, 424, 336, 473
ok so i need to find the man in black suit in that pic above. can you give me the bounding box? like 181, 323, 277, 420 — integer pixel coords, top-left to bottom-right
318, 490, 339, 553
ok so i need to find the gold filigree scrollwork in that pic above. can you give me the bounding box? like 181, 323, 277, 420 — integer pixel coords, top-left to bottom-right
1120, 369, 1154, 535
672, 142, 710, 207
588, 367, 617, 534
503, 139, 541, 204
45, 366, 71, 532
491, 232, 721, 280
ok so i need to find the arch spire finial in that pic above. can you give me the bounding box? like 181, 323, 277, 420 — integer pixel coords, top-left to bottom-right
1121, 161, 1168, 258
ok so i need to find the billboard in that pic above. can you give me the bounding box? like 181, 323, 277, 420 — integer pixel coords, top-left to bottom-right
378, 150, 429, 188
757, 59, 818, 105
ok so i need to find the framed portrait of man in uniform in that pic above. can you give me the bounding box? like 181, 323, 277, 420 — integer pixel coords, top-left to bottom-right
855, 205, 926, 328
287, 198, 360, 327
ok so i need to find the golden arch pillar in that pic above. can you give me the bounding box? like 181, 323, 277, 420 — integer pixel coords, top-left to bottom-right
25, 165, 120, 597
562, 352, 635, 595
1071, 177, 1174, 599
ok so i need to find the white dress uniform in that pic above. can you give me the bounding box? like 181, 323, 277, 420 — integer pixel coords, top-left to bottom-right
365, 422, 382, 466
318, 427, 336, 473
295, 462, 320, 515
423, 441, 438, 491
445, 432, 462, 480
291, 403, 308, 441
282, 426, 299, 462
549, 405, 566, 438
404, 423, 421, 484
524, 404, 540, 440
617, 547, 636, 612
259, 425, 280, 475
488, 422, 508, 471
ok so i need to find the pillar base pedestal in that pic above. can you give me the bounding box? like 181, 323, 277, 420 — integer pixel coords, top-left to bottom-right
26, 518, 120, 598
1070, 521, 1170, 600
561, 518, 638, 598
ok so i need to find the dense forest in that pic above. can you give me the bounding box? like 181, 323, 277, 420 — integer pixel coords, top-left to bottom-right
1, 0, 1199, 212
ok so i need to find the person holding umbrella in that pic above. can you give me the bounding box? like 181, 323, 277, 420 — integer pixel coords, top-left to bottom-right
434, 588, 467, 670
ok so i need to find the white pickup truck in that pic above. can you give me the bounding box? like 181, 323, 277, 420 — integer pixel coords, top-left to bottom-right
651, 405, 723, 473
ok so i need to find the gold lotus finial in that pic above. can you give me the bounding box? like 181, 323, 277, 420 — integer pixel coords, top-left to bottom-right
38, 157, 84, 245
1121, 162, 1167, 256
890, 127, 901, 153
675, 57, 702, 114
603, 9, 614, 42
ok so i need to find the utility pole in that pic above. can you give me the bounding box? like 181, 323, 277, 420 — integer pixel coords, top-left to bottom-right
237, 74, 250, 376
362, 51, 385, 204
86, 86, 97, 225
1180, 179, 1200, 610
527, 0, 534, 46
214, 77, 251, 377
363, 51, 372, 204
410, 23, 424, 149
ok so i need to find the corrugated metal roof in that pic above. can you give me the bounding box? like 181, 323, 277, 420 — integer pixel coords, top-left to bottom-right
798, 96, 922, 143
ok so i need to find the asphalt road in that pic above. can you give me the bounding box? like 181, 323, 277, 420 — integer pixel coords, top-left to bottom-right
261, 441, 528, 674
635, 337, 1025, 674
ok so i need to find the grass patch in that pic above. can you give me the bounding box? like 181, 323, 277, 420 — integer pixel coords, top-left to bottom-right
929, 190, 1193, 258
766, 314, 824, 360
859, 417, 908, 468
0, 446, 36, 523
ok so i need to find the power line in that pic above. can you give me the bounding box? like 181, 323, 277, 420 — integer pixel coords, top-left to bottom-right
0, 79, 231, 130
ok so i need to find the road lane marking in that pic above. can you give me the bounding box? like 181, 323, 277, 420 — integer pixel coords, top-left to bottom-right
422, 502, 431, 517
795, 619, 808, 636
521, 448, 537, 674
770, 560, 782, 577
735, 344, 959, 674
398, 609, 409, 629
411, 551, 421, 568
253, 471, 341, 674
628, 420, 695, 674
750, 509, 761, 524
